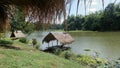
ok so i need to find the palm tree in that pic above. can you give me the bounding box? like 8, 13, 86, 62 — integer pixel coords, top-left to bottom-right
0, 0, 70, 32
0, 5, 9, 32
0, 0, 117, 32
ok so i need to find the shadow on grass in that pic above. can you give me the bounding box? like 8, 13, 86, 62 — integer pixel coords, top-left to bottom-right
0, 44, 21, 50
43, 46, 71, 53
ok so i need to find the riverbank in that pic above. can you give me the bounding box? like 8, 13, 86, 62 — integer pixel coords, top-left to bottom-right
1, 38, 120, 68
0, 39, 82, 68
27, 31, 120, 61
49, 30, 95, 32
47, 30, 120, 32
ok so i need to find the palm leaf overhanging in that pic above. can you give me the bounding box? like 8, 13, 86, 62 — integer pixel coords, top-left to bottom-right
4, 0, 74, 21
0, 0, 72, 32
0, 0, 117, 32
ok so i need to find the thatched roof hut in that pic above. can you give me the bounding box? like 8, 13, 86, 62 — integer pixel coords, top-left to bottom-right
42, 32, 74, 45
10, 30, 25, 38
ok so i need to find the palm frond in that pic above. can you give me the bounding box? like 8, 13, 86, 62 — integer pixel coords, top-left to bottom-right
0, 0, 115, 32
102, 0, 104, 9
76, 0, 80, 15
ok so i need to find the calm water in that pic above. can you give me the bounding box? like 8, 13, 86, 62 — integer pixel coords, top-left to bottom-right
27, 31, 120, 60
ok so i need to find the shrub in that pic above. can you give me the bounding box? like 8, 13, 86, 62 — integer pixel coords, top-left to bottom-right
19, 37, 28, 43
0, 33, 5, 38
32, 39, 37, 47
0, 39, 13, 45
35, 45, 39, 49
59, 50, 75, 60
76, 55, 97, 67
84, 49, 91, 51
53, 48, 62, 55
44, 47, 62, 55
64, 52, 71, 59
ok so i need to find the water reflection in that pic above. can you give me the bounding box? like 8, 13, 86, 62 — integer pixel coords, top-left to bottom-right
69, 32, 120, 60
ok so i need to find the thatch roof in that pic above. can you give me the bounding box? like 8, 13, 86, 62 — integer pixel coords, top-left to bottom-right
42, 32, 74, 45
10, 30, 25, 38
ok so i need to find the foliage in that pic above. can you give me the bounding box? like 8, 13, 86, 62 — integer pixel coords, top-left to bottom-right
35, 45, 39, 50
10, 6, 25, 31
84, 49, 91, 51
32, 39, 37, 47
19, 37, 28, 44
64, 3, 120, 31
58, 50, 108, 68
0, 40, 82, 68
59, 50, 75, 60
10, 6, 34, 33
76, 55, 97, 67
23, 23, 34, 33
44, 47, 108, 68
32, 38, 39, 49
50, 24, 63, 30
44, 47, 62, 55
53, 48, 62, 55
0, 39, 13, 45
64, 51, 71, 59
0, 33, 5, 39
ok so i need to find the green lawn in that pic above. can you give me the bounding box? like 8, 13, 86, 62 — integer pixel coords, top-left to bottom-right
0, 40, 82, 68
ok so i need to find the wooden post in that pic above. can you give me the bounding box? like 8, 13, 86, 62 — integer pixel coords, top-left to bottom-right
48, 43, 49, 47
52, 41, 53, 46
64, 19, 67, 32
56, 40, 58, 46
61, 44, 64, 48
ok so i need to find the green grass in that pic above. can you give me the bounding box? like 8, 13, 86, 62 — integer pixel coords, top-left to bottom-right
0, 39, 82, 68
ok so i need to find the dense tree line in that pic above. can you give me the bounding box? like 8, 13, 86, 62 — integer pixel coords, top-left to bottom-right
64, 3, 120, 31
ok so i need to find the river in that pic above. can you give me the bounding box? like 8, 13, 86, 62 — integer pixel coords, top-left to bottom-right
27, 31, 120, 61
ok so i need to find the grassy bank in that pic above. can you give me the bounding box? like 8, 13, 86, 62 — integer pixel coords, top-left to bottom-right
0, 39, 82, 68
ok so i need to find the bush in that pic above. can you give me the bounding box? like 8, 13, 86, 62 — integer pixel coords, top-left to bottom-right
75, 53, 107, 67
44, 47, 62, 55
53, 48, 62, 55
19, 37, 28, 43
59, 50, 76, 60
32, 39, 37, 47
59, 50, 107, 67
76, 55, 97, 67
0, 33, 5, 38
35, 45, 39, 49
64, 52, 72, 59
0, 39, 13, 45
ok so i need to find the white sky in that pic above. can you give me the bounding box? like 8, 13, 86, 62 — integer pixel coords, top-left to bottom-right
69, 0, 120, 15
